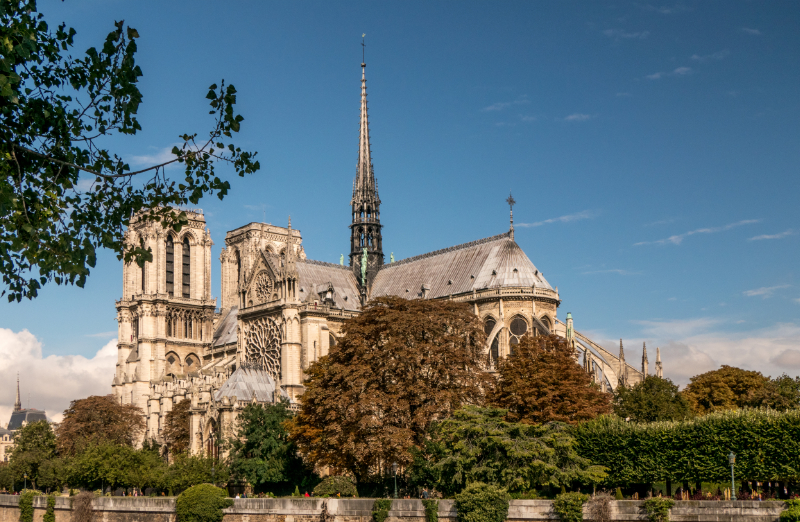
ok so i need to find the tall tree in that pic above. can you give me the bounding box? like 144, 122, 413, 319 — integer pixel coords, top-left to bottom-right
228, 402, 315, 493
489, 334, 611, 424
745, 374, 800, 411
682, 365, 768, 415
411, 406, 607, 496
288, 296, 491, 482
1, 1, 259, 301
164, 399, 191, 456
55, 395, 144, 455
8, 420, 56, 490
613, 375, 692, 423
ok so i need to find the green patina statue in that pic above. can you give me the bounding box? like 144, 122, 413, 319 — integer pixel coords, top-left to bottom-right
361, 247, 368, 285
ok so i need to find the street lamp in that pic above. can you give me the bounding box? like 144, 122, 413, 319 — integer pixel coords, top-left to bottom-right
728, 452, 736, 499
391, 462, 398, 499
23, 473, 27, 491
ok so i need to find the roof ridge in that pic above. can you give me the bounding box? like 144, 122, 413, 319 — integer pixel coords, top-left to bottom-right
300, 258, 351, 270
381, 231, 511, 269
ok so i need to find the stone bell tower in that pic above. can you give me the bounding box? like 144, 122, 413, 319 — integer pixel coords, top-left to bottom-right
349, 58, 384, 302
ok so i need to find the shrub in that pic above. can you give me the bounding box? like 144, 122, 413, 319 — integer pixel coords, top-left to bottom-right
422, 499, 439, 522
642, 498, 674, 522
43, 494, 56, 522
553, 492, 589, 522
72, 491, 96, 522
782, 500, 800, 522
372, 499, 392, 522
586, 493, 613, 522
175, 484, 233, 522
454, 482, 510, 522
615, 487, 623, 500
19, 490, 41, 522
312, 476, 358, 498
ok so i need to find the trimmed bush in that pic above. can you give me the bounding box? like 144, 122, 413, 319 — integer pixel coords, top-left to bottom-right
372, 499, 392, 522
312, 476, 358, 498
176, 484, 232, 522
553, 492, 589, 522
642, 498, 674, 522
454, 482, 510, 522
615, 487, 623, 500
18, 490, 41, 522
43, 494, 56, 522
422, 499, 439, 522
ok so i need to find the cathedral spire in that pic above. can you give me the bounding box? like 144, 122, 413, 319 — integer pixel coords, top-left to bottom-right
656, 347, 663, 378
14, 373, 22, 412
618, 339, 628, 387
349, 49, 383, 295
642, 342, 649, 377
506, 193, 516, 241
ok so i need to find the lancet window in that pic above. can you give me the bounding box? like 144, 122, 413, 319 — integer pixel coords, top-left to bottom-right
166, 236, 174, 296
166, 307, 204, 340
509, 316, 528, 356
182, 237, 191, 298
484, 318, 499, 367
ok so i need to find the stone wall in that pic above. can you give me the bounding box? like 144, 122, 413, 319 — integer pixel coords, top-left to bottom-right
0, 495, 787, 522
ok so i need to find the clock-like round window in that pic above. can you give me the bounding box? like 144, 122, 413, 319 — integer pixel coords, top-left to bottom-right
255, 272, 273, 302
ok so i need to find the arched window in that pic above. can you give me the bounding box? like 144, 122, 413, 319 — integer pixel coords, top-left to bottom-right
484, 318, 499, 366
166, 236, 174, 296
540, 316, 552, 332
139, 238, 146, 293
509, 316, 528, 356
329, 333, 337, 348
182, 237, 191, 298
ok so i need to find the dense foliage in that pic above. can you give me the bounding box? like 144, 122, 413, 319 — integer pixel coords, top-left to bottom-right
781, 499, 800, 522
289, 297, 491, 481
55, 395, 144, 455
8, 421, 56, 490
175, 484, 232, 522
372, 499, 392, 522
454, 482, 510, 522
312, 475, 358, 497
489, 335, 611, 424
682, 366, 767, 415
552, 492, 589, 522
0, 1, 259, 301
164, 399, 192, 456
228, 402, 315, 493
18, 490, 40, 522
573, 409, 800, 485
613, 376, 691, 423
43, 494, 56, 522
411, 406, 606, 496
642, 498, 674, 522
422, 500, 439, 522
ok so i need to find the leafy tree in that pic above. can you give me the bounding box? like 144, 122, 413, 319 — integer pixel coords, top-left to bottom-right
288, 297, 491, 481
164, 399, 192, 456
745, 374, 800, 411
312, 476, 358, 497
411, 406, 607, 496
176, 484, 232, 522
66, 440, 140, 490
489, 334, 611, 424
166, 453, 229, 493
0, 462, 15, 492
228, 402, 315, 492
8, 420, 56, 490
0, 1, 259, 301
55, 395, 144, 455
682, 365, 768, 415
613, 376, 692, 423
454, 482, 510, 522
126, 441, 168, 493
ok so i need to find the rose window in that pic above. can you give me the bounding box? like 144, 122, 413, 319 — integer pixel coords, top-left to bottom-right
255, 272, 273, 302
241, 316, 282, 379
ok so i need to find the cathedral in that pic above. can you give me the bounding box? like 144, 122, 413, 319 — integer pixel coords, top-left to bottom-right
111, 59, 661, 455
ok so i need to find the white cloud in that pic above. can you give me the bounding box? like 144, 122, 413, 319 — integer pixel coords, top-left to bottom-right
646, 67, 691, 80
749, 229, 795, 241
634, 219, 760, 246
0, 329, 117, 425
673, 66, 692, 75
564, 113, 594, 122
481, 96, 530, 112
517, 209, 599, 228
691, 50, 730, 62
742, 27, 761, 35
772, 349, 800, 368
128, 145, 180, 167
742, 285, 790, 298
602, 29, 650, 40
646, 72, 664, 80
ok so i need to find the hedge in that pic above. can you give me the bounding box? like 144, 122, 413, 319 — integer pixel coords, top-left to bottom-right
573, 409, 800, 485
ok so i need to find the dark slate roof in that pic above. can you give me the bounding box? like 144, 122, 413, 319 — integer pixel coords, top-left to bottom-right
7, 409, 48, 431
214, 366, 289, 403
297, 259, 361, 311
213, 306, 238, 347
371, 232, 553, 300
0, 426, 12, 437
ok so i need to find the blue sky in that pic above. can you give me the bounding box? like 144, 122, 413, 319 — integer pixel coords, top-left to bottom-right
2, 1, 799, 419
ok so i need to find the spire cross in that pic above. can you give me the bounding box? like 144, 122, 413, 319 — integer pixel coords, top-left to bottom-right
361, 33, 366, 66
506, 193, 516, 238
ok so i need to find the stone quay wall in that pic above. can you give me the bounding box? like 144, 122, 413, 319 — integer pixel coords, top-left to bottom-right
0, 495, 788, 522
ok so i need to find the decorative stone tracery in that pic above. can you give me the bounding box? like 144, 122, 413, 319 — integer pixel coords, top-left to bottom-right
241, 316, 282, 380
254, 272, 273, 303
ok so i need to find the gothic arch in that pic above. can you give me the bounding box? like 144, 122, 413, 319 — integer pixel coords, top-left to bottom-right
184, 353, 201, 372
538, 314, 552, 332
178, 230, 198, 245
165, 351, 181, 376
483, 316, 502, 366
508, 315, 529, 355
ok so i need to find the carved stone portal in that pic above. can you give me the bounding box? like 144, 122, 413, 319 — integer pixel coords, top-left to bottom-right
241, 316, 282, 380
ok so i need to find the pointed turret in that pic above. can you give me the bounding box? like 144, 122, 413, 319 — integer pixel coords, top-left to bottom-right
14, 373, 22, 412
618, 339, 628, 387
282, 217, 299, 302
349, 57, 384, 297
656, 347, 663, 378
642, 342, 649, 378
